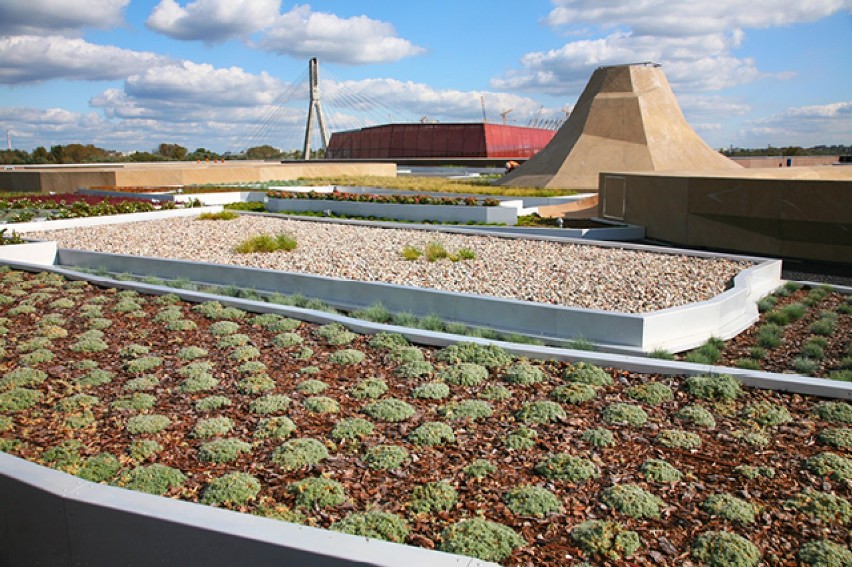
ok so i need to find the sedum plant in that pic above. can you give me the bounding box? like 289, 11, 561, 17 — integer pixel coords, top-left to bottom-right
254, 416, 297, 441
534, 453, 599, 482
570, 520, 640, 561
118, 464, 186, 495
363, 398, 415, 422
438, 362, 489, 386
331, 417, 374, 441
504, 486, 562, 517
438, 518, 524, 563
410, 481, 458, 514
463, 459, 496, 478
691, 531, 760, 567
798, 540, 852, 566
349, 377, 388, 399
332, 511, 409, 543
641, 459, 683, 483
201, 472, 260, 507
564, 362, 612, 386
601, 484, 665, 519
363, 444, 409, 470
550, 383, 597, 405
272, 438, 329, 471
198, 438, 252, 463
602, 403, 648, 427
702, 493, 758, 524
516, 400, 566, 424
288, 477, 346, 508
408, 422, 455, 446
439, 400, 493, 421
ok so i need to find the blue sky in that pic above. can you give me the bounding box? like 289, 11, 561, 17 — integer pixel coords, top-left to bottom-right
0, 0, 849, 153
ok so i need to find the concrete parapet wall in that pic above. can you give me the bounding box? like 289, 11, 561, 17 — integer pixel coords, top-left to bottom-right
1, 206, 224, 233
599, 171, 852, 263
0, 453, 491, 567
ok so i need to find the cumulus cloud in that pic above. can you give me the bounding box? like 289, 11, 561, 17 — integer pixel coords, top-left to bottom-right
0, 36, 171, 84
743, 101, 852, 145
494, 0, 849, 95
0, 0, 129, 36
146, 0, 281, 42
256, 5, 425, 64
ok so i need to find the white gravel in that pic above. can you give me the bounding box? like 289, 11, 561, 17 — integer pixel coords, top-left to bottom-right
29, 216, 752, 314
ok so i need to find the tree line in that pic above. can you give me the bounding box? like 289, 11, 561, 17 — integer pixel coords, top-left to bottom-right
720, 144, 850, 157
0, 144, 322, 165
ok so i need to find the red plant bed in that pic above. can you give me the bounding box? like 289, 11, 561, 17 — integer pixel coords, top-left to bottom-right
268, 190, 501, 207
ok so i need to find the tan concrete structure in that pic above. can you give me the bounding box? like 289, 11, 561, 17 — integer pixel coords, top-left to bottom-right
599, 167, 852, 263
498, 63, 740, 191
0, 161, 396, 194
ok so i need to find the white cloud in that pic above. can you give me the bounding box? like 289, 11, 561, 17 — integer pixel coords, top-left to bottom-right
0, 0, 129, 36
494, 0, 850, 96
742, 101, 852, 146
256, 5, 425, 64
146, 0, 281, 42
0, 36, 170, 84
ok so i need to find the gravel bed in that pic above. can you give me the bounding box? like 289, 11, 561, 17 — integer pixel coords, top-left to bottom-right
29, 216, 752, 313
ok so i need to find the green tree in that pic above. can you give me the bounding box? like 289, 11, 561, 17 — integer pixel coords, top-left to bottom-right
157, 143, 188, 160
245, 145, 282, 160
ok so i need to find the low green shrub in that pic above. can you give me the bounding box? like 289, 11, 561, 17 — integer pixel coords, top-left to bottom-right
784, 490, 851, 525
408, 421, 455, 446
42, 440, 84, 471
435, 342, 512, 368
656, 429, 702, 449
208, 320, 240, 335
272, 438, 329, 471
676, 404, 716, 428
818, 428, 852, 448
332, 511, 409, 543
504, 486, 562, 517
582, 427, 615, 448
77, 453, 120, 483
328, 349, 365, 365
234, 232, 297, 253
303, 396, 340, 414
201, 472, 260, 506
410, 481, 458, 514
602, 484, 665, 519
439, 400, 493, 421
691, 531, 760, 567
126, 414, 170, 435
368, 332, 409, 350
289, 477, 346, 508
504, 424, 539, 450
395, 360, 433, 378
516, 400, 566, 423
177, 346, 208, 360
363, 444, 409, 470
805, 452, 852, 481
798, 540, 852, 567
237, 374, 275, 394
438, 362, 489, 386
813, 401, 852, 424
198, 438, 252, 463
191, 416, 234, 438
702, 493, 758, 524
385, 345, 424, 363
564, 362, 612, 386
741, 401, 792, 427
124, 356, 163, 374
478, 384, 511, 400
502, 362, 546, 385
250, 394, 292, 415
124, 374, 160, 392
641, 459, 683, 483
111, 393, 156, 411
363, 398, 415, 422
570, 520, 641, 560
271, 332, 302, 347
316, 323, 356, 345
438, 518, 525, 563
685, 374, 742, 401
734, 465, 775, 479
1, 367, 47, 390
463, 459, 496, 478
254, 416, 297, 440
350, 378, 388, 399
119, 464, 186, 495
602, 403, 648, 427
756, 324, 783, 348
534, 453, 599, 482
550, 383, 597, 405
626, 382, 673, 406
331, 417, 374, 441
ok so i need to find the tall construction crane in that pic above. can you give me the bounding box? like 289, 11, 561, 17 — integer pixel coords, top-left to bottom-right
480, 95, 487, 123
500, 109, 513, 125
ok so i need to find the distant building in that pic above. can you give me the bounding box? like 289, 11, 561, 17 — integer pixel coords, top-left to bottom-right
325, 123, 556, 160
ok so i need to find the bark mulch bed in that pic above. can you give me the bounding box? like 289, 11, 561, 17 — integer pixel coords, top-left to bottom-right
1, 268, 851, 566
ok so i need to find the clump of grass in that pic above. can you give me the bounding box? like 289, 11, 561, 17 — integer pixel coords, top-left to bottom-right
626, 382, 673, 406
363, 444, 409, 470
798, 540, 852, 567
793, 357, 820, 375
332, 511, 410, 543
691, 531, 760, 567
234, 232, 297, 253
410, 481, 458, 514
756, 323, 783, 349
641, 459, 683, 483
504, 425, 538, 450
684, 338, 724, 364
198, 210, 240, 221
438, 362, 489, 386
582, 427, 615, 448
198, 438, 252, 463
685, 374, 742, 401
702, 493, 758, 524
438, 518, 525, 563
534, 453, 599, 482
805, 452, 852, 481
408, 421, 455, 446
602, 403, 648, 427
784, 490, 851, 525
741, 401, 792, 427
289, 477, 346, 508
504, 486, 562, 517
502, 362, 546, 385
400, 245, 422, 261
656, 429, 702, 449
272, 438, 329, 471
570, 520, 641, 561
766, 302, 807, 326
126, 414, 171, 435
602, 484, 665, 519
516, 400, 566, 423
118, 464, 186, 495
439, 399, 493, 421
564, 362, 612, 386
363, 398, 415, 422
